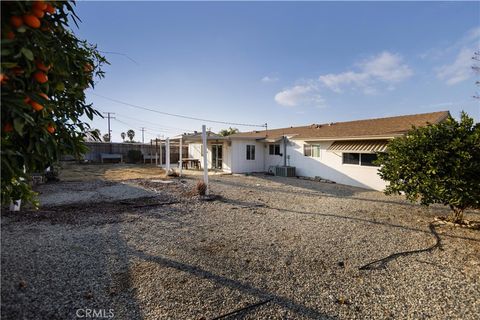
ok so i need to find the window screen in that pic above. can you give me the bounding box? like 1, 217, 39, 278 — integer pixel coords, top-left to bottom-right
361, 153, 379, 166
343, 153, 360, 165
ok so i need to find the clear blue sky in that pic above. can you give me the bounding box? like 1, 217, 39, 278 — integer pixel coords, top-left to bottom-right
74, 1, 480, 142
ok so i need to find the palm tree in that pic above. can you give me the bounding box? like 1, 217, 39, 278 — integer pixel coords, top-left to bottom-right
121, 132, 126, 142
127, 129, 135, 142
219, 127, 239, 136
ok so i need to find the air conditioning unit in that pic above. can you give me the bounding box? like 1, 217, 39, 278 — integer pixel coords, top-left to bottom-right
275, 166, 296, 177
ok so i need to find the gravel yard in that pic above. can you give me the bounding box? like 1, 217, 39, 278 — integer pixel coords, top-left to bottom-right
2, 173, 479, 319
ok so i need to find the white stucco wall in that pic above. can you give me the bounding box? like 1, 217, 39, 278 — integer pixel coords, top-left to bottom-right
264, 142, 285, 171
187, 142, 231, 172
287, 140, 386, 190
230, 140, 265, 173
191, 138, 386, 190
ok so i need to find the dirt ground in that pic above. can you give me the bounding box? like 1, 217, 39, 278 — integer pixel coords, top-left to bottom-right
2, 163, 479, 319
58, 162, 167, 181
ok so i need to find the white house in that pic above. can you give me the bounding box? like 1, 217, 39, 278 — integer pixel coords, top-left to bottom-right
182, 111, 450, 191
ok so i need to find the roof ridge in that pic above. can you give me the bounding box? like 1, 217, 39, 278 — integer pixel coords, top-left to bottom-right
234, 110, 450, 134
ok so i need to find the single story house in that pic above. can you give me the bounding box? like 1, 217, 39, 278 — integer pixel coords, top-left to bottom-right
182, 111, 450, 190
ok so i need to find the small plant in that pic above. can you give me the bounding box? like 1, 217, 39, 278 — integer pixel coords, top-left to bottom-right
196, 181, 207, 196
127, 150, 142, 163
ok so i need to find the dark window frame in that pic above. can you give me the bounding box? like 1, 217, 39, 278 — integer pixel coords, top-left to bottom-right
342, 152, 380, 167
269, 144, 281, 155
246, 145, 256, 160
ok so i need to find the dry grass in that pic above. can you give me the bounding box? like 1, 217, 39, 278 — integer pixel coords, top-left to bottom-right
59, 162, 166, 181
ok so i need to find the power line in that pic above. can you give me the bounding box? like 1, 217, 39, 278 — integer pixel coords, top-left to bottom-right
114, 112, 195, 132
92, 92, 267, 128
114, 118, 186, 134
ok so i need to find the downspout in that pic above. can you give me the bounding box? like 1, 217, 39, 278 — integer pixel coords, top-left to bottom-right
283, 135, 287, 167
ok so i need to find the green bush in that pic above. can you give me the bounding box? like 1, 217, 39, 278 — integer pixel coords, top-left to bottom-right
127, 150, 142, 163
376, 112, 480, 222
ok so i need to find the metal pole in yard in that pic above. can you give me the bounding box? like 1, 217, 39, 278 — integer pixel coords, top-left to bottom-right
166, 137, 170, 172
159, 139, 163, 167
155, 139, 158, 166
202, 125, 209, 195
179, 136, 183, 177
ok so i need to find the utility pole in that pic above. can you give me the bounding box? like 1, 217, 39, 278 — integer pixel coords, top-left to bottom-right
103, 112, 115, 142
140, 127, 146, 144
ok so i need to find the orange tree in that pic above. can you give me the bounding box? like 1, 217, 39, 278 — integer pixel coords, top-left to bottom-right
1, 1, 107, 206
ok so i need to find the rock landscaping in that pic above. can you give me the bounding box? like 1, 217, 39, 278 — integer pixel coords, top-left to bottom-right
1, 173, 479, 319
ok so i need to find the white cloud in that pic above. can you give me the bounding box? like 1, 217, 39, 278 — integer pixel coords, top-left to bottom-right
318, 51, 413, 93
261, 75, 279, 83
436, 48, 475, 85
436, 47, 475, 85
318, 71, 369, 93
359, 51, 413, 82
274, 84, 324, 107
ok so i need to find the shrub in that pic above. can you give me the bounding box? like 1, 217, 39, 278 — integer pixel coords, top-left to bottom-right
376, 112, 480, 222
127, 150, 142, 163
196, 181, 207, 196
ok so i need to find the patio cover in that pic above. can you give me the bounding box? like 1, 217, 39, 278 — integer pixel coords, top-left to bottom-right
327, 139, 389, 153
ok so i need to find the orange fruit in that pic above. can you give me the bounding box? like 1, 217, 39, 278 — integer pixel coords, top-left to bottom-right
30, 100, 44, 111
32, 8, 45, 18
32, 1, 47, 11
0, 73, 8, 85
3, 123, 14, 133
39, 92, 49, 100
83, 63, 93, 72
33, 71, 48, 84
47, 125, 55, 134
10, 16, 23, 28
23, 15, 41, 29
35, 61, 51, 72
45, 3, 55, 14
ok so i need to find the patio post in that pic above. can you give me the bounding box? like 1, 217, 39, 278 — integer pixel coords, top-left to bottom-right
179, 136, 183, 177
166, 137, 170, 172
202, 125, 209, 195
159, 139, 162, 167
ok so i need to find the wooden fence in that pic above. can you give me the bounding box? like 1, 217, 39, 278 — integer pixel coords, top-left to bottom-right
66, 142, 188, 164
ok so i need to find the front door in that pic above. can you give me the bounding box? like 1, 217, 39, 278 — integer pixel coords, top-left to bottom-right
211, 144, 223, 169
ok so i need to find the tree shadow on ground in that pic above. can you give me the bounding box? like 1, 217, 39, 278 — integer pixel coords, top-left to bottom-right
212, 175, 459, 214
128, 249, 336, 320
215, 197, 480, 244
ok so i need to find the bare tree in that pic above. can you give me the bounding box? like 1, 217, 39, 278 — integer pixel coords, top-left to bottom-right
473, 51, 480, 100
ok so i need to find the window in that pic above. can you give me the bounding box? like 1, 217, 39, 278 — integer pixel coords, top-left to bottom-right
360, 153, 378, 167
311, 145, 321, 158
269, 144, 281, 155
342, 153, 379, 167
304, 144, 311, 156
343, 153, 360, 165
304, 144, 321, 157
246, 145, 255, 160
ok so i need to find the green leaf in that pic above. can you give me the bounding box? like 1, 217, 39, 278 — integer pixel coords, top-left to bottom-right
20, 48, 34, 61
13, 118, 25, 136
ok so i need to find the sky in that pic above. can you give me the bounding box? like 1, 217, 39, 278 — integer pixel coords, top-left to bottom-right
74, 1, 480, 142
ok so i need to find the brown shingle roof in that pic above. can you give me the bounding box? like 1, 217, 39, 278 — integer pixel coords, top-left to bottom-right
231, 111, 450, 140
